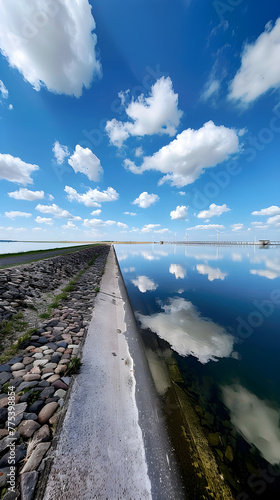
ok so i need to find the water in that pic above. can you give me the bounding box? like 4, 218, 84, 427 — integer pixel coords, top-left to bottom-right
0, 241, 87, 254
115, 243, 280, 499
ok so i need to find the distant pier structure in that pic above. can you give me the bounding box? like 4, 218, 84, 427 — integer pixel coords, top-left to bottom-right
158, 240, 280, 246
258, 239, 270, 246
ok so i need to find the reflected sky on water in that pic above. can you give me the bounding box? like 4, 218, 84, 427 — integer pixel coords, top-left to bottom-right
115, 243, 280, 494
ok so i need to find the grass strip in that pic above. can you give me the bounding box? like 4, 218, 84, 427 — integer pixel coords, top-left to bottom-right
0, 328, 38, 364
45, 253, 100, 315
0, 251, 101, 362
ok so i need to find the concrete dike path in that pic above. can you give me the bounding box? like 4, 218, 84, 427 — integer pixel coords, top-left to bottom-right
40, 246, 185, 499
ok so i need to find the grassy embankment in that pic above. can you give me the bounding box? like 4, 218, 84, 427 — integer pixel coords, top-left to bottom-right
0, 251, 100, 363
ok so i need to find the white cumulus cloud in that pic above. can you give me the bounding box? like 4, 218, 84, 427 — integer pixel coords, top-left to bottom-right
132, 192, 159, 209
90, 209, 101, 216
267, 215, 280, 226
252, 206, 280, 216
62, 221, 78, 230
141, 224, 160, 233
0, 153, 39, 185
65, 186, 119, 207
117, 222, 128, 229
83, 218, 116, 228
35, 216, 53, 225
231, 223, 244, 232
170, 205, 188, 220
187, 224, 225, 230
0, 0, 101, 97
68, 145, 103, 181
5, 211, 32, 219
8, 188, 44, 200
106, 77, 182, 147
197, 203, 230, 219
52, 141, 70, 164
135, 146, 143, 157
0, 80, 8, 99
124, 121, 239, 187
35, 203, 81, 220
229, 18, 280, 104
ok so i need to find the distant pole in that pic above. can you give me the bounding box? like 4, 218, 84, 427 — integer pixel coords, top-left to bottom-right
215, 229, 220, 243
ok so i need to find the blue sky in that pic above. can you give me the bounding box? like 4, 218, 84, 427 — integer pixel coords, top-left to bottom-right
0, 0, 279, 242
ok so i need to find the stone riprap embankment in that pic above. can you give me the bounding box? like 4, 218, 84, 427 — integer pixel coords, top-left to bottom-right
0, 246, 106, 326
0, 244, 110, 500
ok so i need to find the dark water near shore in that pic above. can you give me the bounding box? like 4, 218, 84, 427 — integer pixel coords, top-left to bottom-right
115, 243, 280, 499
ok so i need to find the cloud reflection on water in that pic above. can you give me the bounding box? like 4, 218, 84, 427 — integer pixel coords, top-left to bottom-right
131, 275, 158, 293
169, 263, 186, 279
222, 385, 280, 465
137, 297, 234, 364
250, 254, 280, 280
196, 264, 227, 281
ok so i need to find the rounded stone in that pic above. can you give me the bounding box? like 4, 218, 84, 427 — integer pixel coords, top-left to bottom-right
49, 411, 60, 426
22, 357, 34, 365
18, 419, 41, 438
12, 369, 27, 378
207, 432, 221, 447
58, 360, 69, 365
38, 337, 48, 344
14, 402, 28, 417
41, 372, 54, 379
51, 354, 62, 364
54, 389, 66, 399
33, 424, 51, 443
23, 374, 41, 382
30, 366, 41, 374
16, 381, 39, 392
11, 362, 25, 371
25, 346, 36, 352
52, 380, 67, 390
33, 359, 48, 367
225, 445, 234, 462
0, 396, 20, 409
55, 365, 67, 374
37, 402, 59, 424
0, 407, 8, 424
44, 363, 57, 371
40, 387, 55, 399
38, 380, 50, 387
43, 349, 54, 355
23, 413, 38, 421
27, 400, 45, 414
33, 353, 43, 360
46, 375, 60, 383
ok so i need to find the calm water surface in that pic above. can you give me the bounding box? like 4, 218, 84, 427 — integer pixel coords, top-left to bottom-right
115, 243, 280, 499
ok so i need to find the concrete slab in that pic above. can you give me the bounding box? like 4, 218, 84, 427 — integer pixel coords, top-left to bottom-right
42, 246, 185, 499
